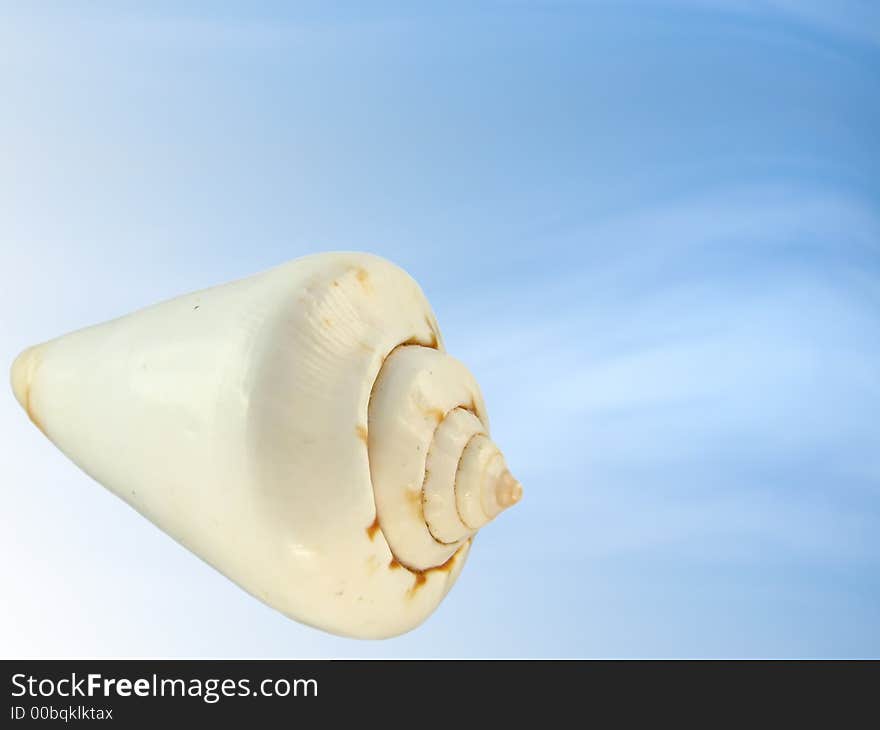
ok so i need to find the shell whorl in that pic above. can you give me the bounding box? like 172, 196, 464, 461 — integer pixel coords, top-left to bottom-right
368, 344, 522, 572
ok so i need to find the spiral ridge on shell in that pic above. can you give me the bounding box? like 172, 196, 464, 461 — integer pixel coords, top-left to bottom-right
367, 344, 521, 572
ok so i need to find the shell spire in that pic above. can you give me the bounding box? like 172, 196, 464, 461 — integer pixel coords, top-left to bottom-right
495, 470, 524, 509
368, 345, 522, 572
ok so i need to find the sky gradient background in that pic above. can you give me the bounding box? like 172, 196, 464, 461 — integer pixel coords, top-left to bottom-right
1, 1, 878, 657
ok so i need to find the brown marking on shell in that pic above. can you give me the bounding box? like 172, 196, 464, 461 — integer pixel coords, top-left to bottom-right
405, 486, 425, 521
354, 267, 372, 293
428, 546, 463, 576
395, 326, 441, 351
424, 315, 440, 348
356, 424, 368, 444
425, 406, 445, 422
322, 317, 332, 327
406, 551, 458, 596
365, 517, 381, 540
18, 351, 46, 435
386, 541, 469, 597
25, 385, 46, 435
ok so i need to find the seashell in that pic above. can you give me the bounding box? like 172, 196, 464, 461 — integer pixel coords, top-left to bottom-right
10, 252, 522, 639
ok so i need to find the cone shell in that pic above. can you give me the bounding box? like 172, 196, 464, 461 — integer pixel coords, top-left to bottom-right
10, 252, 521, 638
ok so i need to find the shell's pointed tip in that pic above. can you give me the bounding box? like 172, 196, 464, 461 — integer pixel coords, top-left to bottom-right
11, 345, 46, 433
10, 346, 37, 411
495, 469, 523, 509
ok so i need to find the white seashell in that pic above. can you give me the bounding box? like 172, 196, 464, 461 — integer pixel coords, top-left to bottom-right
10, 252, 522, 639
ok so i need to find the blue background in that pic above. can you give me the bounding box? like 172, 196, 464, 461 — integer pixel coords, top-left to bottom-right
1, 1, 878, 657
